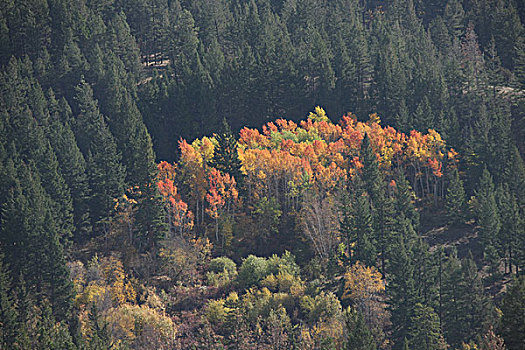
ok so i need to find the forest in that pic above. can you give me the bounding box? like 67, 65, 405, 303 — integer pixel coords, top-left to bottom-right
0, 0, 524, 349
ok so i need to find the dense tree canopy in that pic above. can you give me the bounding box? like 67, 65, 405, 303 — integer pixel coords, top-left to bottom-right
0, 0, 524, 348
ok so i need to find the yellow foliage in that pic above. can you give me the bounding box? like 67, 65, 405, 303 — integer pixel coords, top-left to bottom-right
261, 273, 278, 291
461, 342, 479, 350
226, 291, 239, 304
74, 256, 136, 310
76, 283, 109, 307
368, 113, 381, 125
206, 299, 231, 325
105, 304, 176, 347
102, 256, 137, 305
308, 106, 330, 122
342, 261, 385, 301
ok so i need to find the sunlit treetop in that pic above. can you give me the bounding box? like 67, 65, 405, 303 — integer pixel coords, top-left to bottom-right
173, 107, 453, 203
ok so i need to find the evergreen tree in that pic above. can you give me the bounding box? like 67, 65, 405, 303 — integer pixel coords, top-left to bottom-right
495, 184, 521, 274
47, 92, 92, 240
387, 230, 419, 349
344, 308, 376, 350
210, 118, 244, 186
85, 304, 112, 350
443, 0, 465, 39
440, 251, 463, 347
445, 167, 466, 225
332, 33, 358, 117
343, 175, 377, 267
371, 33, 409, 127
458, 252, 495, 344
412, 96, 434, 132
0, 58, 74, 245
0, 253, 18, 349
73, 80, 126, 234
485, 36, 504, 99
106, 11, 142, 79
359, 133, 391, 273
0, 162, 74, 321
429, 16, 452, 54
37, 301, 76, 350
514, 36, 525, 88
500, 275, 525, 350
407, 303, 447, 350
473, 168, 500, 251
98, 54, 156, 187
504, 147, 525, 208
392, 167, 419, 231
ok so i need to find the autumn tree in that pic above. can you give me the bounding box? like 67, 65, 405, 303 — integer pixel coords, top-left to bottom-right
301, 191, 340, 262
206, 168, 238, 251
342, 262, 386, 339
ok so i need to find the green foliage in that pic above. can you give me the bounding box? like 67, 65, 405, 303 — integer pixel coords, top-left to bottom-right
387, 232, 419, 349
500, 275, 525, 350
407, 303, 446, 350
472, 168, 500, 251
207, 256, 238, 288
445, 167, 466, 225
237, 255, 270, 289
74, 80, 126, 233
253, 196, 282, 237
343, 174, 376, 267
300, 292, 342, 324
441, 252, 495, 347
0, 254, 18, 349
237, 252, 300, 290
1, 163, 74, 321
0, 0, 523, 347
344, 308, 376, 350
210, 118, 244, 186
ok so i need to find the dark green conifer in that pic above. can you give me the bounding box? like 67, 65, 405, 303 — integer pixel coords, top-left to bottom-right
413, 96, 434, 132
495, 184, 521, 274
443, 0, 465, 39
342, 174, 377, 267
73, 80, 126, 233
47, 91, 92, 240
360, 133, 391, 273
407, 303, 446, 350
210, 118, 244, 186
0, 162, 74, 321
458, 252, 495, 344
473, 168, 500, 251
344, 308, 376, 350
445, 167, 466, 225
429, 16, 452, 53
500, 275, 525, 350
440, 251, 463, 346
392, 167, 419, 231
387, 230, 419, 349
515, 36, 525, 88
0, 253, 18, 349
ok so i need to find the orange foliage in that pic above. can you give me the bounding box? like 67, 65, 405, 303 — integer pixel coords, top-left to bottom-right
205, 168, 238, 220
157, 163, 194, 237
169, 107, 454, 218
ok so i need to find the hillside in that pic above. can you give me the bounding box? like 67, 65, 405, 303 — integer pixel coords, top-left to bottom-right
1, 0, 524, 349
